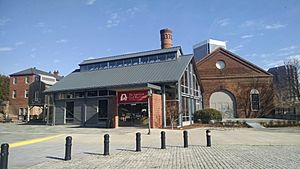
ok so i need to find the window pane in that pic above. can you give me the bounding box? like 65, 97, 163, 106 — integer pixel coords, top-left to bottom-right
132, 58, 139, 65
140, 57, 148, 64
149, 56, 157, 63
124, 59, 132, 66
75, 92, 85, 98
109, 90, 116, 95
158, 55, 166, 61
167, 54, 175, 60
87, 91, 98, 97
99, 90, 108, 96
116, 60, 123, 67
251, 94, 259, 110
109, 61, 117, 68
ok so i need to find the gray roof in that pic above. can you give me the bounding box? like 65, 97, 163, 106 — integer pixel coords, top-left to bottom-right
45, 54, 193, 93
80, 46, 182, 65
10, 67, 55, 77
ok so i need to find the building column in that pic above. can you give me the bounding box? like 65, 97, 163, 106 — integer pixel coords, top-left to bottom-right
46, 95, 50, 125
27, 106, 30, 122
148, 89, 152, 129
52, 94, 56, 126
162, 85, 166, 128
177, 81, 182, 127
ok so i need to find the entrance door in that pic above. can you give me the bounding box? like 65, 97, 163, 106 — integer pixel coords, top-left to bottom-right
66, 102, 74, 123
118, 103, 148, 127
98, 100, 108, 122
209, 91, 236, 119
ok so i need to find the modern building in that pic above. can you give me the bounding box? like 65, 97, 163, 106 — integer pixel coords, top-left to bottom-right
44, 29, 203, 128
268, 65, 300, 118
193, 39, 226, 62
196, 47, 274, 118
9, 68, 61, 121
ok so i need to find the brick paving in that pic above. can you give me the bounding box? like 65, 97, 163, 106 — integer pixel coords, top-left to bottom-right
29, 145, 300, 169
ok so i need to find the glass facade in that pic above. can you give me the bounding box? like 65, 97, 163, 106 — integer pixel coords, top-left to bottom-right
179, 63, 202, 123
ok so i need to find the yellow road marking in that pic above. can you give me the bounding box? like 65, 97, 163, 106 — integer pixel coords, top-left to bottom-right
9, 134, 64, 148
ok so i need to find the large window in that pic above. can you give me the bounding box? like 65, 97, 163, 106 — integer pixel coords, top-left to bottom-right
181, 97, 189, 121
181, 68, 189, 94
250, 89, 260, 111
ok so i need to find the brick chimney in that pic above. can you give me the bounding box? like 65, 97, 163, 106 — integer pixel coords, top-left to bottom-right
160, 28, 172, 49
53, 70, 59, 77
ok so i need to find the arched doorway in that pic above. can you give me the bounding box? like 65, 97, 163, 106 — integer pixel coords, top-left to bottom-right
209, 91, 236, 119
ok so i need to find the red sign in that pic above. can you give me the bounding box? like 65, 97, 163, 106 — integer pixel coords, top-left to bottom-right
118, 91, 148, 103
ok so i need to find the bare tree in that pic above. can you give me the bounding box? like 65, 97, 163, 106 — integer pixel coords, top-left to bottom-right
235, 78, 274, 118
284, 58, 300, 104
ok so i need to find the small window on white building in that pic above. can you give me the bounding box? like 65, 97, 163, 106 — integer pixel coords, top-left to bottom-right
250, 89, 260, 111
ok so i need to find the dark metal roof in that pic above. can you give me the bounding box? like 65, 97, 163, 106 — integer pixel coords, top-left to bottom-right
45, 54, 193, 93
10, 67, 55, 77
80, 46, 182, 65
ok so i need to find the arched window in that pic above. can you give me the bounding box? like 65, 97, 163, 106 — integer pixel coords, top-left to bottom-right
250, 89, 260, 111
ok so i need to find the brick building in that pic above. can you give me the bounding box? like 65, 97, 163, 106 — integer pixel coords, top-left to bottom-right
44, 29, 203, 128
196, 47, 274, 118
9, 68, 61, 121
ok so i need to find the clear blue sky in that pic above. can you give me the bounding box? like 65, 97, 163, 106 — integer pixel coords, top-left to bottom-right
1, 0, 300, 76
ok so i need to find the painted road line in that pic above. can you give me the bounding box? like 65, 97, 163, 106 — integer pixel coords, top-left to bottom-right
9, 134, 64, 148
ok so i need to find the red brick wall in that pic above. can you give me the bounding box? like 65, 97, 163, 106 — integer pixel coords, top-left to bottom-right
197, 48, 274, 118
150, 93, 162, 128
111, 96, 118, 128
9, 75, 35, 117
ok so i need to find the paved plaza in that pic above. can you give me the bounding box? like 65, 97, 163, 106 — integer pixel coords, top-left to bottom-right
29, 145, 299, 169
0, 123, 299, 169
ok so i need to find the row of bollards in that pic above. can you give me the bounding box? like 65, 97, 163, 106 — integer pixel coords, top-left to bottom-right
0, 129, 212, 167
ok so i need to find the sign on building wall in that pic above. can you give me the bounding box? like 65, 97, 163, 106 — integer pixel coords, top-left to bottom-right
118, 91, 148, 103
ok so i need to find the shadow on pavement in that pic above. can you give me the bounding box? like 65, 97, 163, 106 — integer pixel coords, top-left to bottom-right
116, 148, 136, 152
141, 146, 161, 150
46, 156, 65, 161
84, 152, 103, 156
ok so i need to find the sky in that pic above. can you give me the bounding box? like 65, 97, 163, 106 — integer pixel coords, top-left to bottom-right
0, 0, 300, 76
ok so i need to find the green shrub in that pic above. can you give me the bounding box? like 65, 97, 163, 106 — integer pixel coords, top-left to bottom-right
194, 108, 222, 124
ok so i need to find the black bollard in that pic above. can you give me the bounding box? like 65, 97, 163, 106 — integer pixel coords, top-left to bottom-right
104, 134, 110, 155
206, 130, 211, 147
136, 132, 141, 152
0, 143, 9, 169
183, 130, 188, 148
161, 131, 166, 149
65, 136, 72, 161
